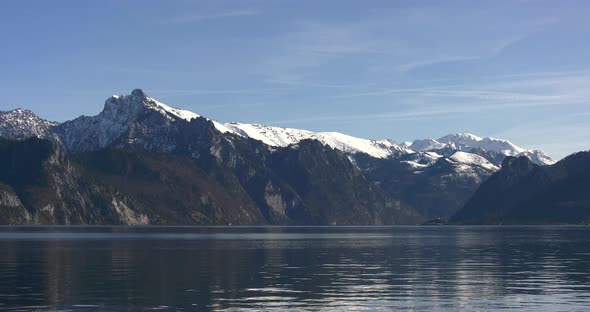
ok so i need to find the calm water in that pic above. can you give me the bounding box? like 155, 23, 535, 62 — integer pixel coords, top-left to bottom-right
1, 226, 590, 311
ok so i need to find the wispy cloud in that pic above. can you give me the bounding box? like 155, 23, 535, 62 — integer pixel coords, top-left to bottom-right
160, 10, 258, 25
267, 99, 585, 125
324, 70, 590, 106
149, 87, 291, 97
258, 5, 556, 85
397, 32, 533, 73
268, 70, 590, 126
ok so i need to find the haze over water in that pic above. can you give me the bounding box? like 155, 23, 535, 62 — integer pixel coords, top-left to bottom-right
1, 226, 590, 311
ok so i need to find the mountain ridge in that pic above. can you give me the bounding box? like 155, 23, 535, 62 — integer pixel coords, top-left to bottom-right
0, 89, 563, 223
0, 88, 554, 165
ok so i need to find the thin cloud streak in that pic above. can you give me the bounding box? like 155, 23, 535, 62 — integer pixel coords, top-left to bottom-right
149, 87, 292, 97
160, 10, 258, 25
324, 71, 590, 108
267, 98, 589, 125
397, 32, 533, 73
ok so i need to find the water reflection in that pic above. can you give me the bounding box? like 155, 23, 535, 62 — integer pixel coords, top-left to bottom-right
0, 226, 590, 311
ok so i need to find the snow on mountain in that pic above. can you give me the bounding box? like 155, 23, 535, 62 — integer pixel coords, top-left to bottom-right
438, 133, 525, 155
448, 151, 499, 171
224, 123, 315, 147
224, 123, 554, 166
438, 133, 483, 146
401, 151, 443, 169
518, 150, 556, 166
406, 133, 555, 166
147, 95, 232, 133
224, 123, 412, 159
0, 108, 59, 140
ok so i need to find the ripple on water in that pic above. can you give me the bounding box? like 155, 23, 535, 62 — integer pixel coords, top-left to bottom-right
1, 226, 590, 311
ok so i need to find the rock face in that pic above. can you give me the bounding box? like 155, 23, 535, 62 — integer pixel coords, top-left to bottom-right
0, 138, 149, 225
0, 89, 559, 224
0, 183, 30, 224
452, 151, 590, 224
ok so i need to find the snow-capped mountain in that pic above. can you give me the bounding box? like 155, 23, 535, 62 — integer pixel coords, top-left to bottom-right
406, 133, 554, 165
0, 89, 554, 167
57, 89, 234, 152
0, 108, 59, 141
222, 126, 554, 166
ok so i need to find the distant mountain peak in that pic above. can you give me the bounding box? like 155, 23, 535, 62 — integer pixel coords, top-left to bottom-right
439, 133, 483, 142
6, 107, 35, 115
0, 108, 58, 140
102, 89, 234, 133
405, 132, 554, 166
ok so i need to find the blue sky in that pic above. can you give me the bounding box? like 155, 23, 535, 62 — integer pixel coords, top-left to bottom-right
0, 0, 589, 159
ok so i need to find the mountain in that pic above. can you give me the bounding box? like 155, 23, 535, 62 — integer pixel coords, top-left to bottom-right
0, 90, 421, 225
0, 89, 556, 223
452, 151, 590, 224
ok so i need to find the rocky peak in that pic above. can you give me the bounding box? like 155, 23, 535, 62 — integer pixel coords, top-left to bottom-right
131, 88, 146, 98
102, 91, 150, 124
0, 108, 59, 140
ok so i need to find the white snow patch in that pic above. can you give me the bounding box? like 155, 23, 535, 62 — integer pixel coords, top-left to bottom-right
402, 160, 430, 169
147, 97, 233, 133
223, 123, 411, 159
448, 151, 499, 171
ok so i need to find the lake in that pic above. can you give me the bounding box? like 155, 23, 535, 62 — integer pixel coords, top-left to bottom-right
1, 226, 590, 311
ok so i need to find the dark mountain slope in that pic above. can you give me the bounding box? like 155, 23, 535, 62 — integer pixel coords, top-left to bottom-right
505, 152, 590, 224
452, 151, 590, 224
75, 148, 267, 225
270, 140, 421, 225
0, 135, 423, 225
0, 138, 145, 224
354, 152, 496, 219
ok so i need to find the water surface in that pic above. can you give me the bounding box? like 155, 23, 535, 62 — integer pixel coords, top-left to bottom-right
1, 226, 590, 311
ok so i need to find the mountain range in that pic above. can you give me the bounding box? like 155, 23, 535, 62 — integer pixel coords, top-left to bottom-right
1, 89, 576, 225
